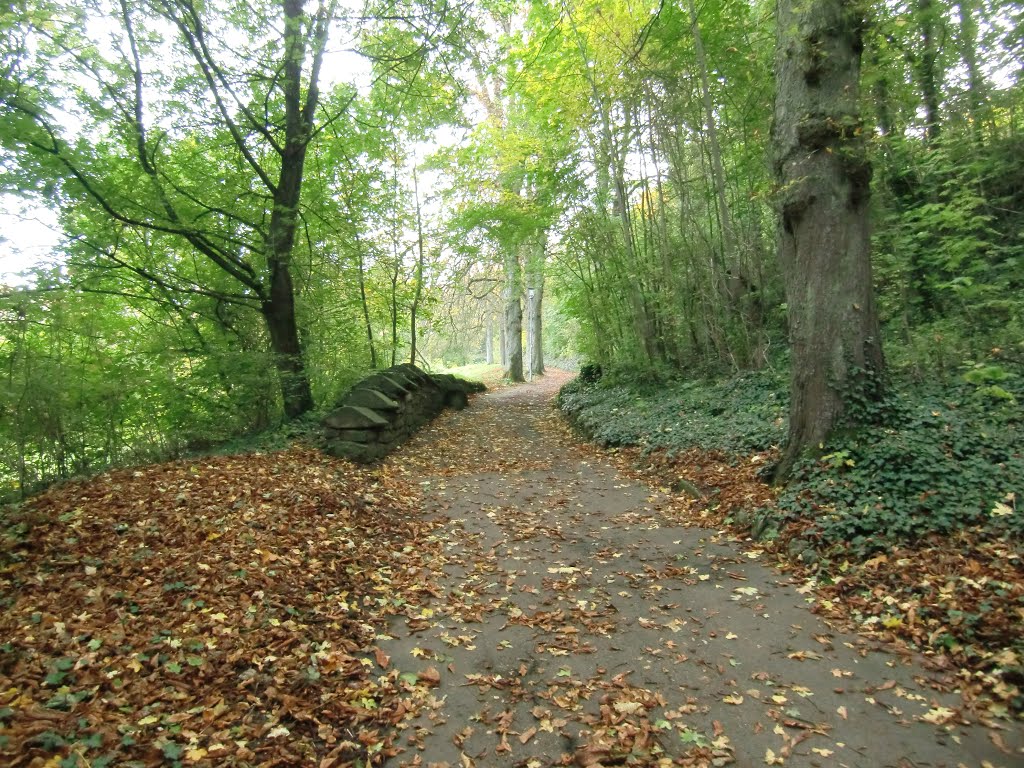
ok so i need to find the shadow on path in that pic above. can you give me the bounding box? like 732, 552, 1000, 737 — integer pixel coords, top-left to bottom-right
380, 372, 1022, 767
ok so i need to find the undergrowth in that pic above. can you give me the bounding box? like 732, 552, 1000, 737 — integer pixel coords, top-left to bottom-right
559, 361, 1024, 714
559, 361, 1023, 550
557, 369, 788, 456
778, 368, 1024, 553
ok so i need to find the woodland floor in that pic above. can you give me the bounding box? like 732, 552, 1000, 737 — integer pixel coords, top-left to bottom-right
1, 372, 1022, 767
377, 372, 1023, 768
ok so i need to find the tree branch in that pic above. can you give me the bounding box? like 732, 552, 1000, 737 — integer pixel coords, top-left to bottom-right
158, 0, 280, 193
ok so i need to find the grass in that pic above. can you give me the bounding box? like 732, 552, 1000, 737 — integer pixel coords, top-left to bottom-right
438, 363, 506, 389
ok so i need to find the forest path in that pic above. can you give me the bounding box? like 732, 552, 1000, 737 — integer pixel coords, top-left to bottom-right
380, 372, 1020, 768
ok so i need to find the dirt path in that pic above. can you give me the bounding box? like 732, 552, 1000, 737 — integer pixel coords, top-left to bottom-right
380, 373, 1022, 768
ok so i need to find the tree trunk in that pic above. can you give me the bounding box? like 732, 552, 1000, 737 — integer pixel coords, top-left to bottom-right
772, 0, 885, 482
258, 0, 332, 419
356, 247, 377, 368
485, 315, 494, 364
500, 317, 508, 367
916, 0, 943, 145
526, 234, 545, 377
261, 288, 313, 420
957, 0, 987, 142
410, 165, 426, 366
528, 279, 544, 376
265, 172, 314, 418
503, 249, 524, 382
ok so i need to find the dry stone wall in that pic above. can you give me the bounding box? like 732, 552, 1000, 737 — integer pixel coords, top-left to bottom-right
322, 364, 486, 463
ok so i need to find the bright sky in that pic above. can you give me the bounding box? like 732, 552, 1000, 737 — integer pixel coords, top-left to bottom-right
0, 196, 62, 286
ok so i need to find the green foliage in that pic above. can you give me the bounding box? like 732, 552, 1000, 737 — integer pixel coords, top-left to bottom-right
0, 0, 470, 496
560, 355, 1023, 556
776, 364, 1024, 553
558, 368, 788, 455
577, 363, 603, 384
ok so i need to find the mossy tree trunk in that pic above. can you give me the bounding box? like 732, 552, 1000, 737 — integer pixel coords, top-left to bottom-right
771, 0, 885, 482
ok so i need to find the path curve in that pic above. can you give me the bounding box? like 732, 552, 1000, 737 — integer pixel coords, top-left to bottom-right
380, 372, 1021, 767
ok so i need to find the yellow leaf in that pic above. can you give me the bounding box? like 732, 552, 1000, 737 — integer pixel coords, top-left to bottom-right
723, 694, 744, 705
811, 748, 834, 757
186, 748, 208, 761
921, 706, 956, 724
990, 502, 1013, 518
613, 701, 644, 715
765, 747, 784, 764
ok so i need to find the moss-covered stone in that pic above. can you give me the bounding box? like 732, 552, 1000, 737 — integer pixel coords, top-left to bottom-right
323, 406, 388, 430
322, 365, 487, 464
344, 388, 400, 412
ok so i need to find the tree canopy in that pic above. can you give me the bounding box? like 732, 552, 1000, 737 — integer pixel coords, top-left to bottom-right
2, 0, 1023, 495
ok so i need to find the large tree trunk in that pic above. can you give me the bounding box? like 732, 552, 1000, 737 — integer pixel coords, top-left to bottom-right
259, 0, 330, 419
526, 235, 545, 377
527, 279, 544, 376
265, 160, 314, 418
772, 0, 885, 482
503, 249, 525, 382
261, 290, 313, 420
500, 317, 508, 367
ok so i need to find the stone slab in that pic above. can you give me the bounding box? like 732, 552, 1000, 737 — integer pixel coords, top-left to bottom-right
344, 388, 400, 412
322, 405, 388, 430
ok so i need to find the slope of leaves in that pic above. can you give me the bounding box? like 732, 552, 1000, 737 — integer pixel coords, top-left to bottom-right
0, 447, 444, 767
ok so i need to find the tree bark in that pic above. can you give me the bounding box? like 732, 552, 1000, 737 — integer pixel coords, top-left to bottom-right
255, 0, 328, 419
503, 249, 524, 382
261, 278, 312, 420
957, 0, 987, 142
528, 278, 544, 376
500, 316, 508, 368
772, 0, 885, 482
915, 0, 943, 145
526, 234, 545, 377
410, 164, 426, 366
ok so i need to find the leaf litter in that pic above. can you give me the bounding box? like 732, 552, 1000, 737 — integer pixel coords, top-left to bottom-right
2, 372, 1022, 768
0, 447, 444, 766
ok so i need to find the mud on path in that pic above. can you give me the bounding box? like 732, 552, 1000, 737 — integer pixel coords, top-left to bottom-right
381, 372, 1022, 768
